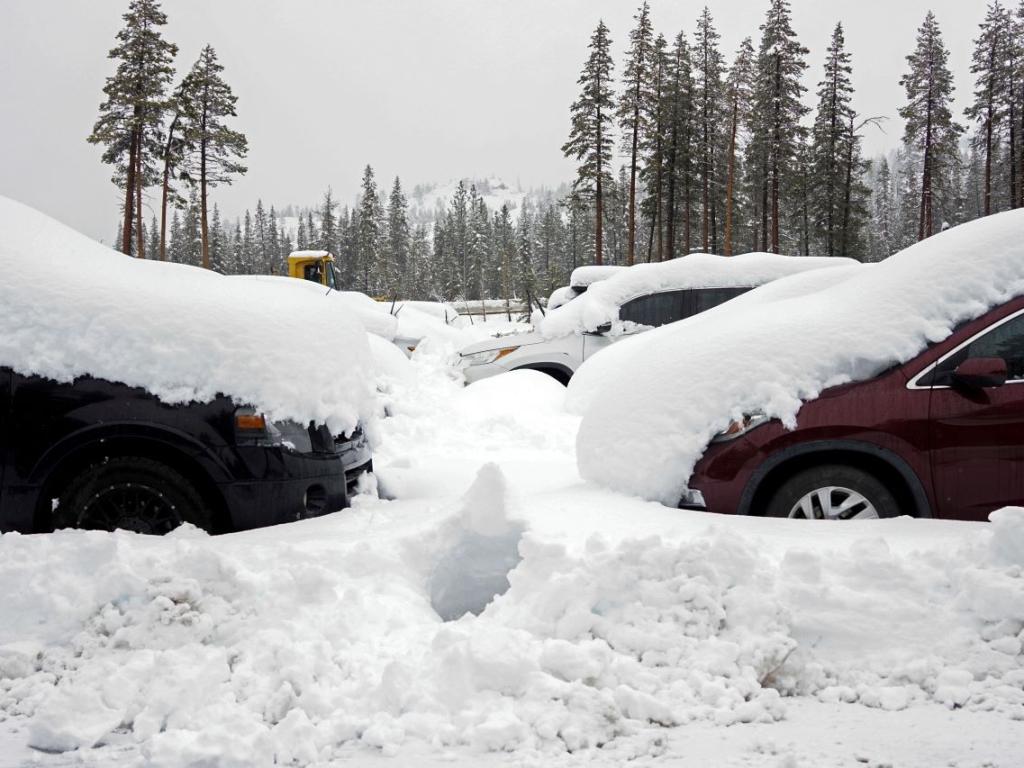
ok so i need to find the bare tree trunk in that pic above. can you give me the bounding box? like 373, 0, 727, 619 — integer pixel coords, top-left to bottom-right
135, 146, 144, 259
200, 108, 210, 269
1010, 102, 1018, 209
122, 125, 138, 255
159, 114, 179, 261
627, 94, 640, 266
840, 116, 855, 258
724, 98, 737, 256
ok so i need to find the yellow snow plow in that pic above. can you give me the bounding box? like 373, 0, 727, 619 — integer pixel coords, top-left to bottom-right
287, 250, 339, 289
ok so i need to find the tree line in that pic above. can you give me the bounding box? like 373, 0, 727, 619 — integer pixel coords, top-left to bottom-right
94, 0, 1024, 304
563, 0, 1024, 265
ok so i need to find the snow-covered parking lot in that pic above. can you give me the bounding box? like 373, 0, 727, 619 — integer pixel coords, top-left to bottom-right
2, 347, 1023, 767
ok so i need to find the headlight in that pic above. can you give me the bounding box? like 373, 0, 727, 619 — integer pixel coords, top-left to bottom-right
460, 346, 519, 366
711, 413, 770, 443
234, 407, 312, 451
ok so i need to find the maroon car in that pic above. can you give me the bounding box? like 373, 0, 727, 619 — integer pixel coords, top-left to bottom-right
687, 294, 1024, 522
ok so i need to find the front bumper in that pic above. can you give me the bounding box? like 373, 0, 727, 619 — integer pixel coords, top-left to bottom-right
460, 360, 508, 385
336, 428, 373, 495
220, 448, 349, 530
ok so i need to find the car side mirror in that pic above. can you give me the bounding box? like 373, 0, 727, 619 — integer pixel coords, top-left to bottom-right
951, 357, 1007, 389
588, 322, 612, 335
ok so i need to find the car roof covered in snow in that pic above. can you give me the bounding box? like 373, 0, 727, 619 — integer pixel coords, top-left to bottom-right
542, 252, 857, 338
568, 264, 627, 290
0, 196, 375, 433
569, 210, 1024, 505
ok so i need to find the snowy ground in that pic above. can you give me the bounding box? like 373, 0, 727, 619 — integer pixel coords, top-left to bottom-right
1, 343, 1023, 767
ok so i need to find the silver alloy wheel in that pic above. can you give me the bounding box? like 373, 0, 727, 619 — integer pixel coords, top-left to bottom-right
788, 486, 880, 520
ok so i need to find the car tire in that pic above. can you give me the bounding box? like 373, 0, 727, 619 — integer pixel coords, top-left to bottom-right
55, 456, 211, 534
765, 464, 901, 520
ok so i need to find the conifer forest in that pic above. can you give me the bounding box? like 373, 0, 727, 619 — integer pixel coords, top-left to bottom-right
94, 0, 1024, 303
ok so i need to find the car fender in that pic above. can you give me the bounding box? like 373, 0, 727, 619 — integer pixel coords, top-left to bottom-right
27, 421, 234, 488
738, 438, 933, 518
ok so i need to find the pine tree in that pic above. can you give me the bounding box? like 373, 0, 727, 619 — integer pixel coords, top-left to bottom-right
900, 12, 963, 239
467, 191, 492, 300
231, 219, 243, 274
694, 7, 725, 253
168, 209, 183, 263
146, 214, 160, 259
384, 177, 410, 298
209, 204, 225, 273
723, 38, 755, 255
257, 200, 275, 272
752, 0, 809, 252
241, 209, 255, 273
966, 1, 1014, 216
663, 32, 696, 260
639, 34, 669, 262
317, 188, 339, 254
810, 23, 866, 257
177, 45, 248, 268
183, 188, 202, 266
617, 2, 655, 266
563, 20, 615, 265
88, 0, 177, 257
356, 165, 382, 294
158, 82, 188, 260
296, 215, 308, 251
869, 157, 896, 260
446, 181, 471, 298
408, 224, 431, 299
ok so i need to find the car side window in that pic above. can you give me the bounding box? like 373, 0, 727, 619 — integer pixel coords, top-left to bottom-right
619, 290, 691, 328
692, 287, 750, 314
926, 312, 1024, 386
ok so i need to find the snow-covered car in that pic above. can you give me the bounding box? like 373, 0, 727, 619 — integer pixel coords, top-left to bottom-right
459, 253, 855, 385
0, 196, 377, 534
569, 209, 1024, 518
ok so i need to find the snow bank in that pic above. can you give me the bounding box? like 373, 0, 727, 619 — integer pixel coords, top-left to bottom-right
542, 252, 856, 339
572, 212, 1024, 504
0, 197, 375, 433
3, 504, 1022, 761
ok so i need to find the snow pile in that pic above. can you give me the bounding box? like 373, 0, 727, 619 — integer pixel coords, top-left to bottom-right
542, 252, 856, 339
0, 197, 375, 434
572, 211, 1024, 504
3, 505, 1022, 762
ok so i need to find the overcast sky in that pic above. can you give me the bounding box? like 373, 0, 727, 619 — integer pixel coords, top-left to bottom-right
0, 0, 981, 242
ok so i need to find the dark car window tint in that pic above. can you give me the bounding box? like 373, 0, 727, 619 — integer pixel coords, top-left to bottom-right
619, 287, 751, 329
692, 287, 750, 314
928, 312, 1024, 386
619, 290, 690, 327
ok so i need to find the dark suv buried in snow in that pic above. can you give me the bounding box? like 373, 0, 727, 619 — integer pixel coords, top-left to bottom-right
686, 295, 1024, 522
0, 368, 372, 534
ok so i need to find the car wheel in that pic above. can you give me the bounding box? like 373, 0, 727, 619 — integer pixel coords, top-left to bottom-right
55, 457, 211, 534
765, 464, 901, 520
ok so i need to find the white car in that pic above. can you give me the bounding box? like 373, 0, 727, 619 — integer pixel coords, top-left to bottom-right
458, 253, 856, 385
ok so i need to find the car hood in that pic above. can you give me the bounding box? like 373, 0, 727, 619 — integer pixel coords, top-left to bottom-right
459, 330, 550, 356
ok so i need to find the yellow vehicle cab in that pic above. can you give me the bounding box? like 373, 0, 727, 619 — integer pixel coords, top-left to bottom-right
287, 251, 340, 289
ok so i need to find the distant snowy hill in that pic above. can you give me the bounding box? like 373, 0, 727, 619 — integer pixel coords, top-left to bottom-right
408, 177, 530, 225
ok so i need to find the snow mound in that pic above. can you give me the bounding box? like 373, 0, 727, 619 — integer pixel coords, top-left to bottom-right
572, 211, 1024, 503
5, 510, 1021, 761
542, 252, 856, 339
569, 264, 627, 288
0, 197, 375, 433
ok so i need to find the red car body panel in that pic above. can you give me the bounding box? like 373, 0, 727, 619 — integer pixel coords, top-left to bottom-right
688, 295, 1024, 522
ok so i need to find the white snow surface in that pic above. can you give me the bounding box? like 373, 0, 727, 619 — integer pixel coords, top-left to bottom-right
568, 264, 627, 288
1, 353, 1023, 767
572, 211, 1024, 504
0, 197, 376, 434
541, 252, 857, 339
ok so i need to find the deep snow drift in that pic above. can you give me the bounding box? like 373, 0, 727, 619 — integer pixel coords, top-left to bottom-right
572, 210, 1024, 504
0, 197, 375, 434
1, 353, 1022, 767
